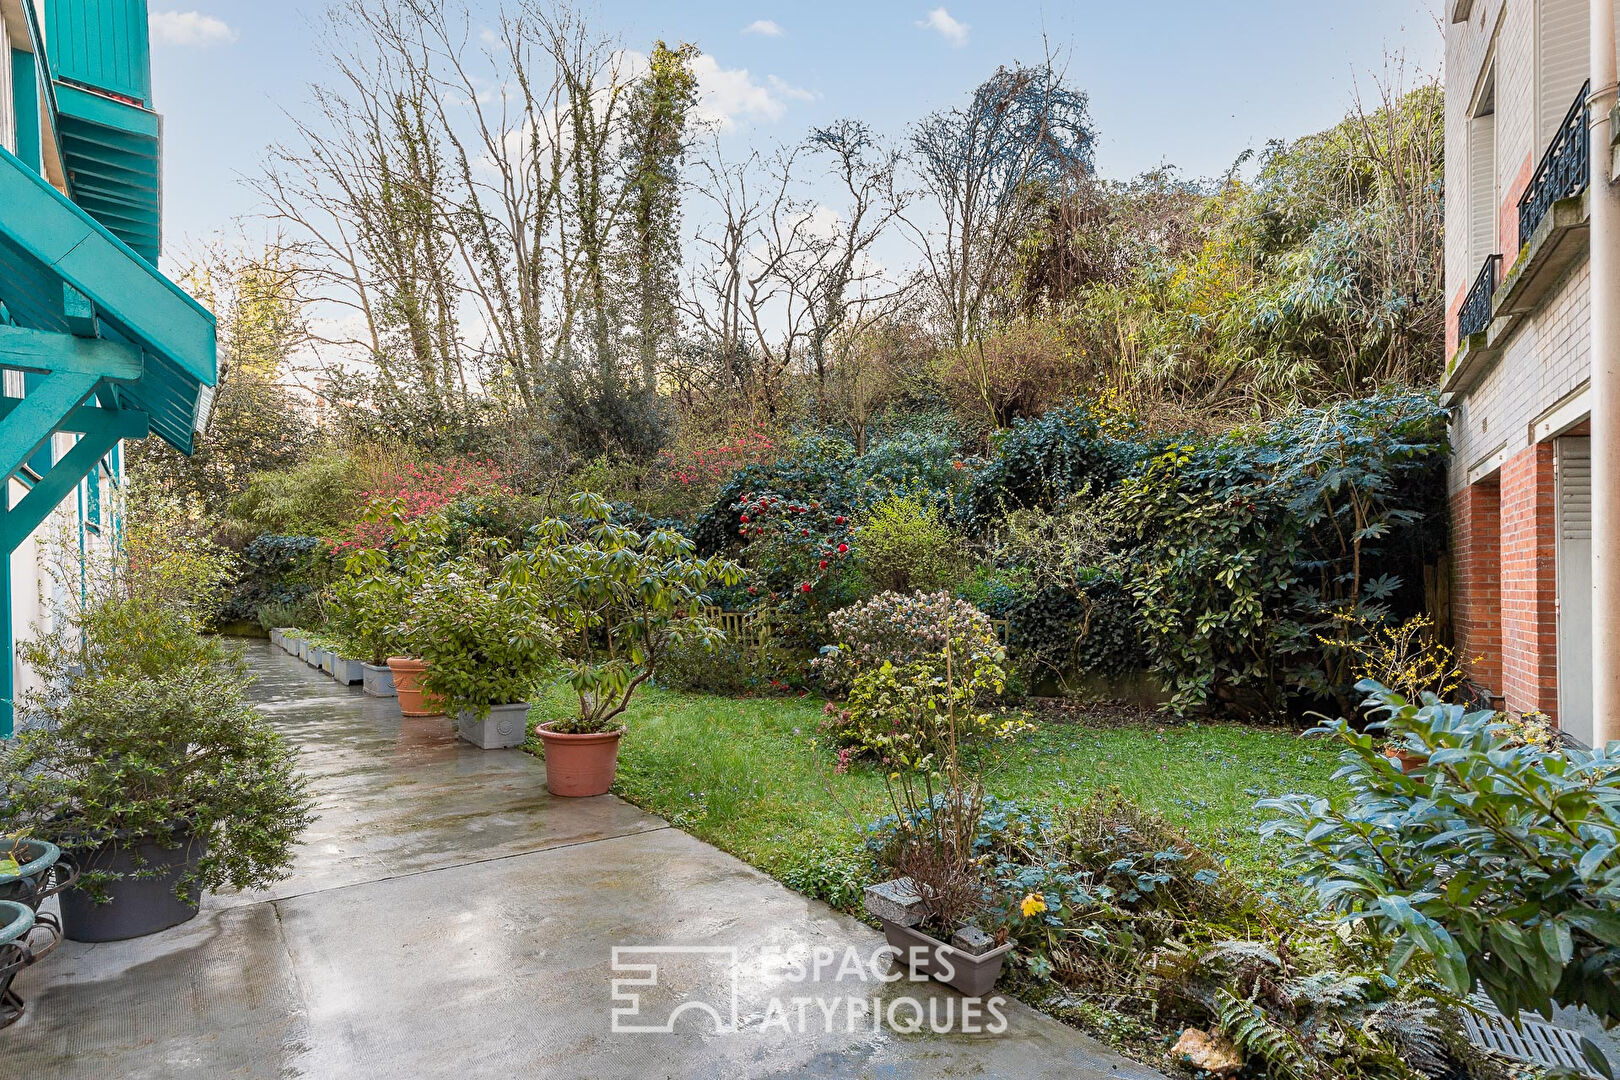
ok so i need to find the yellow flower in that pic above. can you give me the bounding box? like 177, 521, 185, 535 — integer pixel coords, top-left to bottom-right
1020, 892, 1047, 918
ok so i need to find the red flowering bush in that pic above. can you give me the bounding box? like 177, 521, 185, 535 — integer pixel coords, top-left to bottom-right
337, 459, 510, 550
730, 491, 856, 614
660, 430, 775, 488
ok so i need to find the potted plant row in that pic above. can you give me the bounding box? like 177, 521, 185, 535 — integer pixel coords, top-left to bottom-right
269, 629, 367, 687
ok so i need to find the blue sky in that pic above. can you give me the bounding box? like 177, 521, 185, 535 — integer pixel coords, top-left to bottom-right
147, 1, 1443, 262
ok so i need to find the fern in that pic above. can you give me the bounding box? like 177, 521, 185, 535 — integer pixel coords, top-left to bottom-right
1215, 987, 1312, 1080
1284, 970, 1370, 1010
1362, 1000, 1447, 1077
1205, 938, 1284, 971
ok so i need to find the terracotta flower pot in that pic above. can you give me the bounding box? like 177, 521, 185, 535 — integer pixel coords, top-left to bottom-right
536, 722, 623, 797
387, 657, 444, 717
1383, 746, 1429, 776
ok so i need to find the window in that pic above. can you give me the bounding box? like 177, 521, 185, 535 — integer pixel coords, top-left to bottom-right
1468, 69, 1497, 268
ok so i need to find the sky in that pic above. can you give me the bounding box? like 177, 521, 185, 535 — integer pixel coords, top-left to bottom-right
145, 0, 1445, 267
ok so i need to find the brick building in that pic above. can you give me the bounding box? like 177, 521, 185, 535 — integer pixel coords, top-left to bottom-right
1441, 0, 1619, 744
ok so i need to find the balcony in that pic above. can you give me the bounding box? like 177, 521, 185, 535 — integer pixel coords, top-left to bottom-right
1458, 254, 1501, 340
1519, 81, 1590, 249
1444, 83, 1596, 401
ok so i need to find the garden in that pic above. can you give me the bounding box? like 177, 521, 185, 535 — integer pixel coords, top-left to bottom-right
80, 381, 1610, 1080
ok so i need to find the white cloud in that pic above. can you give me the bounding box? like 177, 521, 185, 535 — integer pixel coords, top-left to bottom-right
742, 19, 784, 37
916, 7, 969, 47
692, 55, 813, 130
150, 10, 237, 47
767, 75, 816, 103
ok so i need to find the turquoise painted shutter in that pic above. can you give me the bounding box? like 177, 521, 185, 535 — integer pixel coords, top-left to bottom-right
11, 49, 40, 174
44, 0, 152, 106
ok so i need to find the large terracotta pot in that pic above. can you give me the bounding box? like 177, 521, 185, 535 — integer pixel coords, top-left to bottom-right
387, 657, 444, 717
1383, 746, 1429, 776
536, 723, 623, 797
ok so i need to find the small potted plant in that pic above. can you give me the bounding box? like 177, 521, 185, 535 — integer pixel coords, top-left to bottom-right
512, 493, 741, 796
416, 552, 559, 749
0, 836, 78, 910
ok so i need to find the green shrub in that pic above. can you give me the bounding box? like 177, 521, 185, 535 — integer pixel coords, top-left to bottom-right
507, 492, 743, 733
826, 654, 1020, 768
1263, 682, 1620, 1052
659, 621, 805, 695
852, 492, 967, 595
417, 551, 560, 717
961, 402, 1154, 528
813, 590, 1005, 695
330, 499, 454, 665
226, 454, 369, 539
1113, 391, 1446, 719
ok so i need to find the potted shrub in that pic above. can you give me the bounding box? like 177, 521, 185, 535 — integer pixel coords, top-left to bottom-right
0, 607, 314, 942
862, 641, 1014, 996
510, 493, 741, 796
417, 552, 559, 749
0, 507, 313, 943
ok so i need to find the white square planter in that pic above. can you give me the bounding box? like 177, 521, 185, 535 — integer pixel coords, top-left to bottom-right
456, 703, 533, 749
319, 650, 336, 676
362, 663, 397, 698
332, 657, 365, 685
269, 629, 283, 649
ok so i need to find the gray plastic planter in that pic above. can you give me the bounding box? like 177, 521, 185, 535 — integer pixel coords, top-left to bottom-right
307, 646, 327, 670
58, 833, 207, 942
865, 877, 1012, 996
269, 629, 283, 650
457, 702, 532, 749
332, 657, 365, 685
362, 663, 397, 698
879, 920, 1013, 997
319, 649, 336, 676
292, 638, 307, 661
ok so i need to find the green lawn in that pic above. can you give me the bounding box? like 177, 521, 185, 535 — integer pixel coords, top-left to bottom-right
530, 685, 1342, 909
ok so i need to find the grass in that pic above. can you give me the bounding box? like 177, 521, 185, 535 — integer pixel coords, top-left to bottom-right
531, 683, 1343, 910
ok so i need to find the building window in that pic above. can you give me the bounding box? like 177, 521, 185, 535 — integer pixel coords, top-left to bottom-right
1468, 68, 1497, 269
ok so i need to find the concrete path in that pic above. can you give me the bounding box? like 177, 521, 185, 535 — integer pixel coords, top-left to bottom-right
5, 644, 1165, 1080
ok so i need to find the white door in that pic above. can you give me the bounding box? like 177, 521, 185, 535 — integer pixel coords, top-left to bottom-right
1557, 436, 1594, 746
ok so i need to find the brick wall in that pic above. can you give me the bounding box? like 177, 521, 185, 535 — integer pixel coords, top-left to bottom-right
1498, 442, 1560, 714
1451, 477, 1502, 691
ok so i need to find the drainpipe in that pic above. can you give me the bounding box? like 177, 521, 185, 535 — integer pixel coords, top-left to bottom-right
1591, 0, 1620, 745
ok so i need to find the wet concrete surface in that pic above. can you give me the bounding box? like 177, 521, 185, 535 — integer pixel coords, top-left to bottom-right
5, 643, 1165, 1079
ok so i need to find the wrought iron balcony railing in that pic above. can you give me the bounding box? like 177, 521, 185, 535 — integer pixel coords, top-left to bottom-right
1518, 80, 1590, 250
1458, 253, 1501, 340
